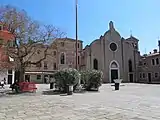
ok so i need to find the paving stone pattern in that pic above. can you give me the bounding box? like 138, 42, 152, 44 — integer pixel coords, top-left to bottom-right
0, 83, 160, 120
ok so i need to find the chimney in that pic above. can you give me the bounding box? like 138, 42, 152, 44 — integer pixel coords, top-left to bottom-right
158, 40, 160, 53
153, 49, 157, 53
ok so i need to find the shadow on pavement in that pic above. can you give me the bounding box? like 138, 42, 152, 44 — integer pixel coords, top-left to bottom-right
42, 89, 99, 96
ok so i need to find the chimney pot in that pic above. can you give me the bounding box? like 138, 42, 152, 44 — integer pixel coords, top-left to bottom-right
153, 49, 157, 53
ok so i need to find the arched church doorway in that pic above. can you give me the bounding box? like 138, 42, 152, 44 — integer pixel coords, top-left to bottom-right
109, 61, 120, 83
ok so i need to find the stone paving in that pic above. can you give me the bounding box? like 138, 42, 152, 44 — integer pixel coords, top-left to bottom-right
0, 83, 160, 120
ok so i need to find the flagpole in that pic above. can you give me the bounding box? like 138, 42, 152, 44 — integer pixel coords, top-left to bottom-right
75, 0, 78, 70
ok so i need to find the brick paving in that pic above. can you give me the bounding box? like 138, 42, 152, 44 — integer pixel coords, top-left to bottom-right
0, 83, 160, 120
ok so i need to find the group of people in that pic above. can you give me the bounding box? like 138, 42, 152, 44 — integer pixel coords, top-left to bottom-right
0, 78, 6, 89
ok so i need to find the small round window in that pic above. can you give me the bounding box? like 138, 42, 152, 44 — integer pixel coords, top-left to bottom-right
110, 43, 117, 51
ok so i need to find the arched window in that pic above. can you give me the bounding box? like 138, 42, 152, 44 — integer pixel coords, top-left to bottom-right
128, 60, 133, 72
93, 59, 98, 70
60, 53, 65, 64
156, 58, 159, 65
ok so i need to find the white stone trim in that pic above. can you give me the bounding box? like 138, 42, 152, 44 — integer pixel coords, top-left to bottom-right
109, 60, 120, 83
108, 42, 118, 52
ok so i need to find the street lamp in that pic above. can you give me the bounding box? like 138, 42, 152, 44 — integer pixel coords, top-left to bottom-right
75, 0, 78, 70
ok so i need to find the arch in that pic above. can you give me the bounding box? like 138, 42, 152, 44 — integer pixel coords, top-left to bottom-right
93, 58, 98, 70
128, 59, 133, 72
109, 60, 119, 68
109, 60, 120, 83
60, 52, 66, 64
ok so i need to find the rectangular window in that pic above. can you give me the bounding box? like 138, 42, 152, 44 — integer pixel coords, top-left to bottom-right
78, 43, 80, 48
156, 58, 159, 65
37, 75, 41, 80
155, 72, 158, 78
8, 70, 12, 74
152, 59, 155, 65
44, 61, 48, 69
53, 63, 56, 70
139, 73, 142, 79
142, 73, 145, 78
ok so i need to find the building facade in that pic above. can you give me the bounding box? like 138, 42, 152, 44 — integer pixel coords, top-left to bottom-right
81, 21, 141, 83
0, 22, 15, 84
138, 49, 160, 83
25, 38, 83, 83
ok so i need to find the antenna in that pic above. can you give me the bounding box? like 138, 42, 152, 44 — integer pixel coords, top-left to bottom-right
130, 30, 132, 37
145, 48, 147, 54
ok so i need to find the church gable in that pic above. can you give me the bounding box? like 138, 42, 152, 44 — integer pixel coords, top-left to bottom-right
104, 21, 121, 41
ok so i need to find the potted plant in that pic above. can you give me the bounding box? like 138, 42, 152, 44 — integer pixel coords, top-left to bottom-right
54, 68, 80, 95
81, 70, 103, 91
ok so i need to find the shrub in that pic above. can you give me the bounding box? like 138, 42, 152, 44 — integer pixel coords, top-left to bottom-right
80, 70, 103, 91
53, 68, 80, 93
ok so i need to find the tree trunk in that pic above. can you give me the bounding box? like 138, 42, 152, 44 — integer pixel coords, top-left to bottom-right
19, 65, 25, 82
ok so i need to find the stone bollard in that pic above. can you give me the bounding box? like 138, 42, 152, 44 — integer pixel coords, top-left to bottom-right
114, 79, 122, 90
67, 85, 73, 95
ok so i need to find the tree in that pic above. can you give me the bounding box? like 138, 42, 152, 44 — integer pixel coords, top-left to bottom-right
0, 5, 65, 81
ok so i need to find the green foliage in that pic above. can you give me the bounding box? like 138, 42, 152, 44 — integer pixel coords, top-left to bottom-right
80, 70, 103, 91
53, 68, 80, 92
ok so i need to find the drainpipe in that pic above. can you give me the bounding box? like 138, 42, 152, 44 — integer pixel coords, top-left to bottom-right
134, 49, 137, 82
121, 38, 124, 81
89, 47, 92, 69
103, 38, 106, 81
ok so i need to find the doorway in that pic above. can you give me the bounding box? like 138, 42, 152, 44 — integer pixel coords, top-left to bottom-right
111, 69, 118, 83
25, 75, 30, 82
129, 73, 134, 82
8, 75, 12, 84
148, 73, 151, 83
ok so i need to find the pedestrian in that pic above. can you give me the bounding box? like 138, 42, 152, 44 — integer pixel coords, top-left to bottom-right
50, 77, 54, 89
4, 78, 6, 85
1, 80, 4, 89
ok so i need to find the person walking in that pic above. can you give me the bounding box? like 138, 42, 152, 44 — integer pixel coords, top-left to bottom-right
1, 80, 4, 89
50, 77, 54, 89
4, 78, 6, 85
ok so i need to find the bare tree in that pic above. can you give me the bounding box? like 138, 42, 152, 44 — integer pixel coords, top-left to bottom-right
0, 5, 65, 81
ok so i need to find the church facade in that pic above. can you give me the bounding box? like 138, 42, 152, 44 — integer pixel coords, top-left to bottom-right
81, 21, 141, 83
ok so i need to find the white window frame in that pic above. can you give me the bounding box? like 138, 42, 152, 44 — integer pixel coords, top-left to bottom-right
44, 61, 48, 69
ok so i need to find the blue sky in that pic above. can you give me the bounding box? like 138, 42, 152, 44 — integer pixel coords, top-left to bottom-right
1, 0, 160, 54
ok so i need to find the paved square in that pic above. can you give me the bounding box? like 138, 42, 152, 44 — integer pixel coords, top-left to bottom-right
0, 83, 160, 120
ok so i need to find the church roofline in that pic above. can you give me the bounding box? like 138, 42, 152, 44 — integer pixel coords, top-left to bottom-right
126, 36, 139, 41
